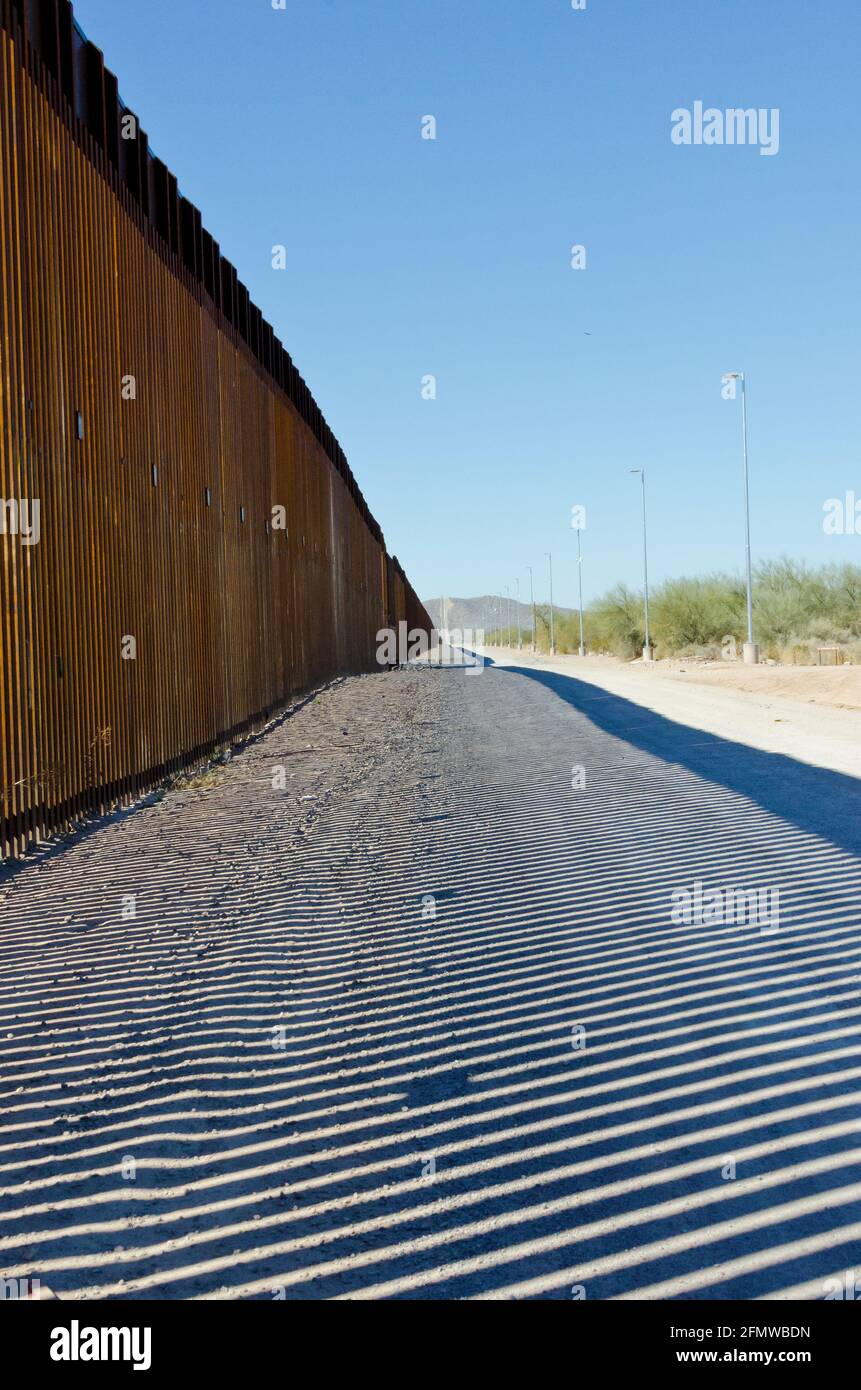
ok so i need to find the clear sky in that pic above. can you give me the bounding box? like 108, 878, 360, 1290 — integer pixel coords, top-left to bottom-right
73, 0, 860, 608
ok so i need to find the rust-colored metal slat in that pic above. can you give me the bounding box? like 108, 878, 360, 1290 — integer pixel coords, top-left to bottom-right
0, 0, 432, 860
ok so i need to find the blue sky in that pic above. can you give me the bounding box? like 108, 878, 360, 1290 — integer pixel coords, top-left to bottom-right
74, 0, 860, 607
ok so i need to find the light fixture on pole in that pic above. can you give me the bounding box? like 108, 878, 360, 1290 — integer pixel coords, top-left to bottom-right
571, 511, 586, 657
576, 528, 585, 656
526, 565, 536, 652
545, 552, 556, 655
629, 469, 652, 663
723, 372, 758, 664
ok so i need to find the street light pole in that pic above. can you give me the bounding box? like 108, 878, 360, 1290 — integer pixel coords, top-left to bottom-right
576, 527, 585, 656
526, 565, 536, 652
725, 372, 758, 663
515, 578, 522, 650
629, 469, 651, 662
545, 552, 556, 655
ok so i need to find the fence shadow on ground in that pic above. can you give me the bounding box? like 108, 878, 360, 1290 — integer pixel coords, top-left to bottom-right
497, 660, 861, 859
0, 665, 860, 1301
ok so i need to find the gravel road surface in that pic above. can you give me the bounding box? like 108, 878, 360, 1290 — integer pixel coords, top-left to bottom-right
2, 661, 860, 1300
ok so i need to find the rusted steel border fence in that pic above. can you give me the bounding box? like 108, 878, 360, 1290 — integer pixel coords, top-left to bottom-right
0, 0, 431, 860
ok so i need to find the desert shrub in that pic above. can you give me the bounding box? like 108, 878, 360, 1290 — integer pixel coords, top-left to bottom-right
483, 561, 861, 661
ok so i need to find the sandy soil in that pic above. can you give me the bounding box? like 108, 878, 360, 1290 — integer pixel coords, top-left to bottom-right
634, 658, 861, 711
488, 649, 861, 709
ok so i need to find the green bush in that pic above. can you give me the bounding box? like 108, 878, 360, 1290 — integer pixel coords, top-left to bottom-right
484, 560, 861, 660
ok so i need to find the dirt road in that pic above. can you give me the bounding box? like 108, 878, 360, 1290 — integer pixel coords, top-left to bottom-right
1, 662, 860, 1299
489, 649, 861, 779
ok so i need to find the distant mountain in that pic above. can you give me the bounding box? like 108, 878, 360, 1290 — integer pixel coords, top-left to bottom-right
424, 595, 574, 634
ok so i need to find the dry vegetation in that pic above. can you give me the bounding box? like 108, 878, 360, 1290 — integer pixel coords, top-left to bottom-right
490, 560, 861, 663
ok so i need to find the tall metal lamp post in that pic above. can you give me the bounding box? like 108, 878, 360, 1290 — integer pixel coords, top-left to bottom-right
545, 552, 556, 656
629, 469, 652, 663
723, 371, 758, 664
575, 526, 585, 657
526, 565, 536, 652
